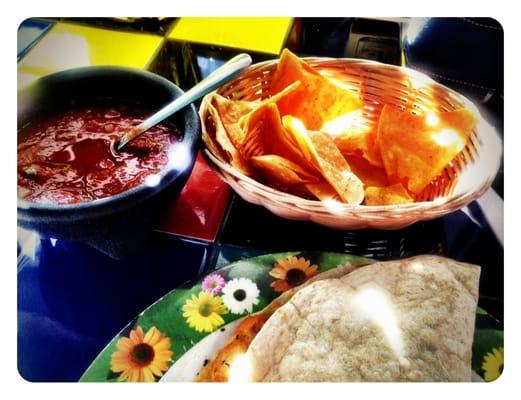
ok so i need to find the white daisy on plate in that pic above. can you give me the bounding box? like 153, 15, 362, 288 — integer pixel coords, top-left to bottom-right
221, 277, 260, 314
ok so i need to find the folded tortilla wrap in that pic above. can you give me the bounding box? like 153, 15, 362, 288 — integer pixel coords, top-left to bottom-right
198, 255, 480, 382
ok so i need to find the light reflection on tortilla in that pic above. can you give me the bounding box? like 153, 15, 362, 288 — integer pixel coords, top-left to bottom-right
321, 110, 364, 138
352, 285, 409, 367
410, 261, 425, 272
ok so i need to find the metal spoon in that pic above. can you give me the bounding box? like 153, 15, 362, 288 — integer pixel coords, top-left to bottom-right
115, 53, 252, 151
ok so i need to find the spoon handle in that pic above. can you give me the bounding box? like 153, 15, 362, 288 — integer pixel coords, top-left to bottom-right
117, 53, 252, 150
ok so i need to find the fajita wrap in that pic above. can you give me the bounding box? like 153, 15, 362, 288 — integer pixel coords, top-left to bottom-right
197, 255, 480, 382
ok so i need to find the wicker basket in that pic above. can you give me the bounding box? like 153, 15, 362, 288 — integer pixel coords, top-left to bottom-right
199, 57, 502, 230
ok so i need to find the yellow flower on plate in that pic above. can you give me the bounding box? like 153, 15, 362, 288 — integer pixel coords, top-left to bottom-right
110, 325, 173, 382
182, 291, 228, 333
269, 256, 318, 292
482, 346, 504, 381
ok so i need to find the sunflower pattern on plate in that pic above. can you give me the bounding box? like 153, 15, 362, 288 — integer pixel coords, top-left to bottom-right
269, 256, 318, 292
482, 346, 504, 382
110, 326, 172, 382
182, 291, 228, 333
80, 251, 503, 383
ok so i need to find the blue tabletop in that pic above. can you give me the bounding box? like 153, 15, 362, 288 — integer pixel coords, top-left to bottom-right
18, 232, 210, 381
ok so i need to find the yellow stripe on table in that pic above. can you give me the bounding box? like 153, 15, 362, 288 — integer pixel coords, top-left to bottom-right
168, 17, 293, 55
18, 22, 164, 88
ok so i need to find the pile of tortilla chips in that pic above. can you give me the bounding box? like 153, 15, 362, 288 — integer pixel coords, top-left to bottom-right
202, 49, 476, 206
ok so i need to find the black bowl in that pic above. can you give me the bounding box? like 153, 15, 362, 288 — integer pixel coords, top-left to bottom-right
17, 67, 200, 258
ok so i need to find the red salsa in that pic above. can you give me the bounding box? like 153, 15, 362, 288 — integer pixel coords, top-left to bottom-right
18, 103, 182, 205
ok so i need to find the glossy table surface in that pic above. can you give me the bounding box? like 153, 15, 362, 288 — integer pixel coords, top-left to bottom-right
17, 18, 504, 381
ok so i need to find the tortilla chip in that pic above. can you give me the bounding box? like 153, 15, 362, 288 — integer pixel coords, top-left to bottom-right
439, 108, 477, 130
308, 131, 365, 205
211, 94, 256, 148
304, 182, 341, 202
239, 103, 310, 171
377, 105, 476, 194
201, 101, 228, 162
283, 115, 364, 204
210, 81, 302, 151
271, 49, 363, 130
203, 97, 252, 174
334, 123, 383, 167
250, 155, 320, 187
261, 80, 302, 105
344, 155, 389, 188
281, 116, 317, 167
364, 184, 414, 205
206, 82, 305, 175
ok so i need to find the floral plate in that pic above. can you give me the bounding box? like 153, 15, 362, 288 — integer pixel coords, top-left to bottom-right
80, 252, 504, 383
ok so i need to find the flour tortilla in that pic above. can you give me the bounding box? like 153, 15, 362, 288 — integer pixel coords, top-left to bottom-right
247, 255, 480, 382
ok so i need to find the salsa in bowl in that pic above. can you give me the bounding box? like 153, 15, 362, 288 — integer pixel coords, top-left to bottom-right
18, 101, 182, 205
17, 67, 200, 256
